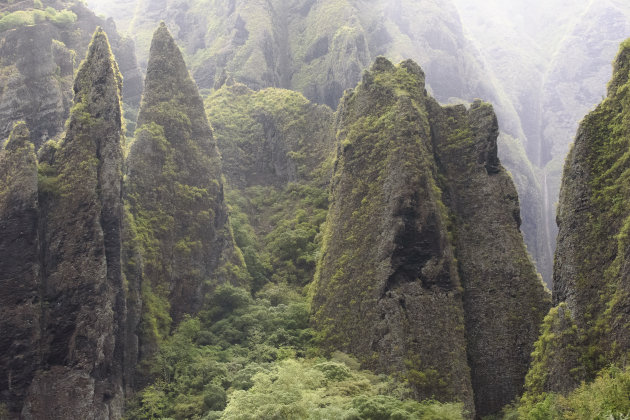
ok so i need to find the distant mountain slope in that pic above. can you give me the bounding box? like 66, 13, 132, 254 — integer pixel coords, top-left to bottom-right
453, 0, 630, 283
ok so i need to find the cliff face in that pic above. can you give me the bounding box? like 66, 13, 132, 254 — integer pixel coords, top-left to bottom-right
0, 29, 127, 419
311, 58, 550, 417
428, 99, 551, 415
0, 122, 40, 416
453, 0, 630, 285
527, 39, 630, 395
0, 0, 142, 148
125, 24, 245, 366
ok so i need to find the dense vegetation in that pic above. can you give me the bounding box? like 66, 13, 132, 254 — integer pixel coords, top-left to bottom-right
124, 284, 464, 420
0, 7, 76, 32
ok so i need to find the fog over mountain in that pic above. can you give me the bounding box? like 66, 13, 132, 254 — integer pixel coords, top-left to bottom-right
84, 0, 630, 284
2, 0, 630, 418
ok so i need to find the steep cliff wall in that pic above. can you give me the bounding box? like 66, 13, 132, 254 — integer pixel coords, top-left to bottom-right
0, 28, 128, 419
0, 122, 40, 417
525, 39, 630, 397
429, 100, 551, 415
312, 58, 550, 417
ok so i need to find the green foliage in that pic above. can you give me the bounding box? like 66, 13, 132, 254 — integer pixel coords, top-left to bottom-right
37, 161, 59, 195
522, 304, 584, 401
510, 366, 630, 419
0, 7, 77, 32
126, 282, 462, 419
206, 85, 334, 288
221, 359, 463, 420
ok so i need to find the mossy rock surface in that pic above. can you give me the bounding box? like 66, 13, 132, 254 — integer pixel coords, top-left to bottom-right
312, 57, 550, 417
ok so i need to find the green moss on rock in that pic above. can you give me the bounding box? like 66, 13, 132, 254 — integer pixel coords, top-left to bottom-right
312, 58, 550, 417
547, 37, 630, 393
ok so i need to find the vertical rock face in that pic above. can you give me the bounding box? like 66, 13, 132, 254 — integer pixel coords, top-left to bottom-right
532, 38, 630, 393
19, 28, 126, 420
312, 57, 473, 411
125, 24, 244, 361
312, 58, 550, 416
0, 123, 40, 417
429, 100, 551, 416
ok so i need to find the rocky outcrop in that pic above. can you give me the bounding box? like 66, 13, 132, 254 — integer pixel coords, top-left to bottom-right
0, 122, 41, 417
93, 0, 555, 293
125, 24, 245, 364
312, 58, 550, 417
0, 28, 128, 419
0, 1, 142, 148
526, 39, 630, 396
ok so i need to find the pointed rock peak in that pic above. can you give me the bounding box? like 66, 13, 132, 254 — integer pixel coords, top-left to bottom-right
6, 122, 31, 151
73, 27, 123, 122
144, 22, 190, 92
149, 22, 183, 67
138, 23, 210, 137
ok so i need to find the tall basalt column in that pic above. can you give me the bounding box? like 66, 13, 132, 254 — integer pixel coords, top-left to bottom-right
429, 100, 550, 416
312, 58, 475, 415
21, 28, 126, 420
0, 123, 41, 417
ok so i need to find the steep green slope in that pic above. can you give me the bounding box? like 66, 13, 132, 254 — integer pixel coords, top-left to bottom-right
124, 24, 246, 374
206, 83, 335, 288
311, 58, 550, 417
0, 0, 143, 147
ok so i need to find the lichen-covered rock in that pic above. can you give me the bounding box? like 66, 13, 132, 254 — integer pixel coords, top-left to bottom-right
312, 58, 474, 413
0, 122, 41, 417
312, 58, 550, 417
125, 24, 245, 364
0, 1, 142, 148
20, 28, 126, 420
